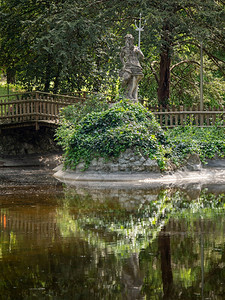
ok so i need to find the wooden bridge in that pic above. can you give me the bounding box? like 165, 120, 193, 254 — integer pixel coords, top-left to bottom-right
1, 91, 225, 130
0, 91, 86, 131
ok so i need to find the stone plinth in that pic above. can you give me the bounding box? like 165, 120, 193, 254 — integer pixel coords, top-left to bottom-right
74, 149, 160, 173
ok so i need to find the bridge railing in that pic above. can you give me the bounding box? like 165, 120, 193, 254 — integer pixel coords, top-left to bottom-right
1, 92, 225, 129
0, 91, 85, 129
141, 103, 225, 128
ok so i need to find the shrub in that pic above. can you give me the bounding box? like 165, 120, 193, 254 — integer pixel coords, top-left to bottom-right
56, 95, 225, 171
165, 125, 225, 165
56, 98, 166, 169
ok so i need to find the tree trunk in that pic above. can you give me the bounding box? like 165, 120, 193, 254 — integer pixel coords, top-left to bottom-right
53, 64, 62, 94
6, 67, 16, 84
157, 47, 171, 107
157, 25, 173, 107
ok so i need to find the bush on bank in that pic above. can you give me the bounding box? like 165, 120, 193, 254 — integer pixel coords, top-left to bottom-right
56, 98, 167, 170
165, 125, 225, 165
56, 96, 225, 171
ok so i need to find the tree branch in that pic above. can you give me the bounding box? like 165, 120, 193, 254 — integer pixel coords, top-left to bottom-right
170, 60, 200, 72
171, 72, 198, 90
150, 60, 159, 84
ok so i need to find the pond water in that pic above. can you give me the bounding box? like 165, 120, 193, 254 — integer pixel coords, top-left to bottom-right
0, 167, 225, 299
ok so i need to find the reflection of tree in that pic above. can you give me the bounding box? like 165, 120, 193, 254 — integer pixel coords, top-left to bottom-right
158, 228, 173, 299
0, 185, 225, 299
57, 186, 225, 299
56, 188, 174, 258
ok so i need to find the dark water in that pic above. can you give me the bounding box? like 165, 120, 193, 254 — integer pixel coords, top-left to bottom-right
0, 168, 225, 299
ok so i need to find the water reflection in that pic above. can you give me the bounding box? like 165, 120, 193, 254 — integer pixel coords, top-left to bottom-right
0, 182, 225, 299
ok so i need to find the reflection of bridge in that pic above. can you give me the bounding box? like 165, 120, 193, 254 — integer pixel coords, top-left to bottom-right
0, 91, 86, 131
0, 209, 59, 237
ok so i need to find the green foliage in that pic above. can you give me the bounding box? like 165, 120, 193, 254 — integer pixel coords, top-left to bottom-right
56, 96, 225, 171
0, 0, 224, 106
56, 98, 165, 169
165, 124, 225, 165
0, 0, 120, 93
59, 94, 110, 126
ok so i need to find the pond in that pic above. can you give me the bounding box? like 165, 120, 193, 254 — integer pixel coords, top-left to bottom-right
0, 166, 225, 299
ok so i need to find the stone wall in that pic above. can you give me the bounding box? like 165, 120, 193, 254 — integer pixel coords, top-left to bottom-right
75, 149, 160, 173
0, 127, 61, 156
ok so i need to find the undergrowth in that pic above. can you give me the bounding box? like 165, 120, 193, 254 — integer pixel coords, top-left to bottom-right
56, 97, 167, 170
165, 125, 225, 166
56, 95, 225, 171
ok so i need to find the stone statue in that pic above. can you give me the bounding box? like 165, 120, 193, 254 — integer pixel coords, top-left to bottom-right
120, 34, 144, 102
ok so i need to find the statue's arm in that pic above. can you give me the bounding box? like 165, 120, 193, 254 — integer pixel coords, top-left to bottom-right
138, 48, 144, 60
120, 47, 125, 66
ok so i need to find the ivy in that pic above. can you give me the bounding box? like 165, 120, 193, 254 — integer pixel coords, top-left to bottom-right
56, 96, 225, 171
56, 98, 165, 170
165, 125, 225, 165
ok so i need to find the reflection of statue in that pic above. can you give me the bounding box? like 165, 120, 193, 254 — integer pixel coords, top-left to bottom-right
122, 253, 144, 300
120, 34, 144, 102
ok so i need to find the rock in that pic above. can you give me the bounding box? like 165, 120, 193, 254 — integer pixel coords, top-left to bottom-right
119, 164, 128, 171
110, 164, 119, 172
97, 157, 104, 166
139, 156, 146, 163
132, 165, 145, 172
122, 149, 133, 160
118, 158, 127, 165
143, 158, 160, 172
91, 158, 98, 166
76, 162, 85, 171
73, 148, 160, 173
0, 127, 60, 156
186, 154, 202, 171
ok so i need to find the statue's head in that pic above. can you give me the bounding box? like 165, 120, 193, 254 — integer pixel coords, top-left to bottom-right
124, 34, 134, 47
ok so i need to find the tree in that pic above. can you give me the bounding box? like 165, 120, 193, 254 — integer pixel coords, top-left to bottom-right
0, 0, 49, 84
0, 0, 119, 93
0, 0, 224, 105
104, 0, 225, 106
140, 0, 225, 106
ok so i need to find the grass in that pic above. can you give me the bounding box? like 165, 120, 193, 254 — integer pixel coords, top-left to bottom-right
0, 85, 11, 96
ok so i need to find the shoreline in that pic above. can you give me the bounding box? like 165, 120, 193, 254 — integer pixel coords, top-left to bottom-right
54, 159, 225, 188
1, 154, 225, 188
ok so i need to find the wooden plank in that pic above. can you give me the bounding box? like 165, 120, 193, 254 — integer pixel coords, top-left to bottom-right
180, 106, 184, 126
199, 104, 204, 126
51, 99, 54, 120
35, 93, 39, 130
15, 101, 18, 122
165, 106, 168, 127
159, 105, 163, 127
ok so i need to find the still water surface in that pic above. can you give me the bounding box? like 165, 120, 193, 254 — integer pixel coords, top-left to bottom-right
0, 167, 225, 299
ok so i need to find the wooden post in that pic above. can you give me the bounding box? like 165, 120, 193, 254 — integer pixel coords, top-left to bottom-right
200, 111, 204, 127
160, 105, 163, 127
180, 106, 184, 126
169, 106, 173, 127
174, 106, 178, 126
35, 92, 39, 130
